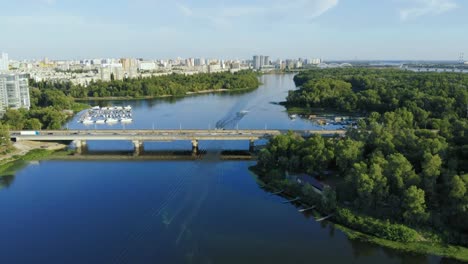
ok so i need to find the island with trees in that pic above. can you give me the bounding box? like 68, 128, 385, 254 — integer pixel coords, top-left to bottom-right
31, 70, 260, 99
254, 68, 468, 260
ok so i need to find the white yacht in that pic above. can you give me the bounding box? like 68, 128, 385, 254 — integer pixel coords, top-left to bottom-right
95, 119, 106, 124
106, 118, 118, 123
83, 119, 94, 125
120, 118, 133, 123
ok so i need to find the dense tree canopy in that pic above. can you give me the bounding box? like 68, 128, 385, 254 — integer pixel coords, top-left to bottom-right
257, 68, 468, 247
31, 70, 260, 98
1, 87, 82, 130
288, 68, 468, 123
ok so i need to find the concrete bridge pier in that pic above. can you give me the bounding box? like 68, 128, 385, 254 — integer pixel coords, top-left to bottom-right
74, 140, 88, 154
249, 139, 255, 152
133, 140, 144, 156
191, 140, 199, 155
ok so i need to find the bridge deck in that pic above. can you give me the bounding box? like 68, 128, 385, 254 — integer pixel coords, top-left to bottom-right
10, 129, 345, 142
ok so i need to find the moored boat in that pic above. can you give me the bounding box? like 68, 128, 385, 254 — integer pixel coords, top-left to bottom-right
120, 118, 133, 123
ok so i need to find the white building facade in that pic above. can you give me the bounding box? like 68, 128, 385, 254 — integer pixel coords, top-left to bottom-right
0, 73, 31, 116
0, 53, 9, 72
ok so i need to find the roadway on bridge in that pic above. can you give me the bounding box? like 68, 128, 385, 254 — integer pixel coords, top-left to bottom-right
10, 129, 346, 142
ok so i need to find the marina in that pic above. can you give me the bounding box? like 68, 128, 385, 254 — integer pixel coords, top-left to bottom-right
78, 106, 133, 125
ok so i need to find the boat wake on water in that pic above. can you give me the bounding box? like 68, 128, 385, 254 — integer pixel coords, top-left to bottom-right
215, 110, 249, 129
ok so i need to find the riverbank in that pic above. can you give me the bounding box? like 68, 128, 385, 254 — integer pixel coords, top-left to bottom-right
249, 166, 468, 262
73, 87, 258, 101
0, 141, 68, 167
282, 105, 364, 117
0, 146, 72, 175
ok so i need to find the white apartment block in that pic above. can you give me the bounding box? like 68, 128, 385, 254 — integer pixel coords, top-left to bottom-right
0, 73, 31, 116
0, 52, 9, 72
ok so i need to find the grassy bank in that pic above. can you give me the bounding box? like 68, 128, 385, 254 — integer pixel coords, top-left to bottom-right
249, 166, 468, 262
0, 149, 74, 175
335, 224, 468, 261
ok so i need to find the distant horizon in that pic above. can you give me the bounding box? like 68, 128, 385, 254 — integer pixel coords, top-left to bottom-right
2, 54, 465, 64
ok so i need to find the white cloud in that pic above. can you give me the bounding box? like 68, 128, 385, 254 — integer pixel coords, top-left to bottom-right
400, 0, 458, 20
176, 0, 338, 27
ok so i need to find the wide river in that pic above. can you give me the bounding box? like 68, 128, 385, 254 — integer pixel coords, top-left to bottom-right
0, 74, 459, 263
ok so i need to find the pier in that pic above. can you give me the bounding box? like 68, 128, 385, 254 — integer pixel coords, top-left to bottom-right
298, 206, 316, 212
282, 197, 300, 204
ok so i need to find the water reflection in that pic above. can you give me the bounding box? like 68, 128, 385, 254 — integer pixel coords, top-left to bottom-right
0, 159, 32, 191
0, 174, 15, 189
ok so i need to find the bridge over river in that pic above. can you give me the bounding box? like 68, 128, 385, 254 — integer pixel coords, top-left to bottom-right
10, 129, 346, 154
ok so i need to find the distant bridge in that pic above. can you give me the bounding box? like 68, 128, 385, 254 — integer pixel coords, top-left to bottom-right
10, 129, 346, 155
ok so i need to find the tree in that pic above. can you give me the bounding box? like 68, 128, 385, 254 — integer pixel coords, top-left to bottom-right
449, 175, 466, 200
25, 118, 42, 130
369, 161, 389, 209
257, 149, 274, 171
421, 152, 442, 203
334, 138, 364, 174
385, 153, 419, 194
2, 109, 27, 130
0, 123, 12, 151
321, 186, 337, 212
402, 186, 429, 224
300, 135, 334, 175
352, 162, 374, 209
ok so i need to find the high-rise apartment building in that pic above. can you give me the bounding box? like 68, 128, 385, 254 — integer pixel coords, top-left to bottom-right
120, 58, 139, 78
0, 73, 30, 116
253, 55, 269, 70
259, 55, 265, 68
194, 58, 205, 66
253, 55, 260, 70
0, 52, 9, 72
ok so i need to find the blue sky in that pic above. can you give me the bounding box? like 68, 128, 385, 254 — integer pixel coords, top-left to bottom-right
0, 0, 467, 60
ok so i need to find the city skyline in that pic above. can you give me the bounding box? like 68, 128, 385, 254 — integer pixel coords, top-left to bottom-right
0, 0, 467, 60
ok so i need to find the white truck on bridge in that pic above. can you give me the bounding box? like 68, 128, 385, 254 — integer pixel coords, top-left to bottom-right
20, 131, 39, 136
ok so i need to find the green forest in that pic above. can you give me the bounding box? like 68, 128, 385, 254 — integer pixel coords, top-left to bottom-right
31, 70, 260, 98
255, 69, 468, 252
1, 88, 86, 131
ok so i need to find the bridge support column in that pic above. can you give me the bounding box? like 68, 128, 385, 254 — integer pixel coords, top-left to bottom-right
249, 139, 255, 152
74, 140, 87, 154
191, 140, 199, 155
133, 140, 143, 156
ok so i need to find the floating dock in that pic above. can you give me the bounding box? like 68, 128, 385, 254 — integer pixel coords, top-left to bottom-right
282, 197, 300, 204
316, 214, 334, 222
270, 190, 284, 195
298, 206, 316, 212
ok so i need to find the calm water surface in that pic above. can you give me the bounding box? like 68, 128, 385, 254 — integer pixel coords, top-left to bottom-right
0, 74, 457, 263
